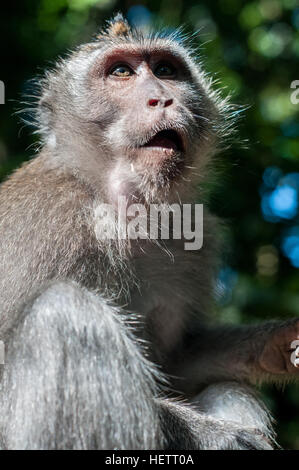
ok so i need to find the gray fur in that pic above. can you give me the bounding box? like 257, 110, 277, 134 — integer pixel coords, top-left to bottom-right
0, 282, 163, 449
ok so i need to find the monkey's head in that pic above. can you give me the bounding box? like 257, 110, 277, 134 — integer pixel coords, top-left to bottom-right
37, 14, 232, 204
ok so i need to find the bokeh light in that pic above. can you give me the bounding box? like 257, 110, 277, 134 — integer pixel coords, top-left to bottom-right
261, 170, 299, 222
282, 227, 299, 267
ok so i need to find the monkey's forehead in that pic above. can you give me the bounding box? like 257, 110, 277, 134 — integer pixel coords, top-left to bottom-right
81, 27, 192, 52
80, 37, 186, 53
70, 36, 199, 76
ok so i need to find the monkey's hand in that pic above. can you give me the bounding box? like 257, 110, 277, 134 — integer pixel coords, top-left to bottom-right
258, 320, 299, 376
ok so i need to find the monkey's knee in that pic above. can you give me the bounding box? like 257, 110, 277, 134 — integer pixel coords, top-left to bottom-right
0, 282, 162, 449
191, 381, 275, 440
158, 398, 274, 450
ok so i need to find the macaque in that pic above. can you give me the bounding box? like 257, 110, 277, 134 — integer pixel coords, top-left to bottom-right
0, 14, 298, 450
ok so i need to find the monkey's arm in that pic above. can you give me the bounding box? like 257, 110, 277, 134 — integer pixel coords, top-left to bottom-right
167, 319, 299, 395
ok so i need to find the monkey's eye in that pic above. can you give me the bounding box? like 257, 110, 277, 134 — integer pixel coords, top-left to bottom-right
109, 64, 134, 77
154, 62, 176, 78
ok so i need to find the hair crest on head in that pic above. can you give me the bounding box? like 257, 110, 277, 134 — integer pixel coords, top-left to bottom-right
97, 13, 131, 40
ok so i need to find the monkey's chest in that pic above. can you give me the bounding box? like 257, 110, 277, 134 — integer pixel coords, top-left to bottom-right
127, 247, 191, 356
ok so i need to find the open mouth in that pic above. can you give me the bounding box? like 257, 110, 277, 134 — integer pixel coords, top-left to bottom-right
142, 129, 184, 153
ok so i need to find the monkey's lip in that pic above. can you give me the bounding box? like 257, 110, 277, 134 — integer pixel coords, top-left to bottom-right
141, 129, 184, 153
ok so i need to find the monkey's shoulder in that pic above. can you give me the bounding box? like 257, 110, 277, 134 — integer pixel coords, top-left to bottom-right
0, 155, 95, 228
0, 155, 97, 270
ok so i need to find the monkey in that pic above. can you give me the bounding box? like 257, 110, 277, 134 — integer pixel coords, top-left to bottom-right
0, 13, 298, 450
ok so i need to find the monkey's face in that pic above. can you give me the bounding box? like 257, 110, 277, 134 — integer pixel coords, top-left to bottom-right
79, 41, 219, 203
40, 34, 222, 204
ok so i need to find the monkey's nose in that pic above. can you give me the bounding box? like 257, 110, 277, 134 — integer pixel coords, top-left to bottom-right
148, 98, 173, 108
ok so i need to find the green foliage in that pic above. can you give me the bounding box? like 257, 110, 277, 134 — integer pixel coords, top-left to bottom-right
0, 0, 298, 448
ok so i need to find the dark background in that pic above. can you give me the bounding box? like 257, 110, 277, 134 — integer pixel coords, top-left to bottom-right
0, 0, 298, 449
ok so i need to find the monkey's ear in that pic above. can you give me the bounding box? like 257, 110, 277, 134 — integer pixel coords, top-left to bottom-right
97, 13, 131, 39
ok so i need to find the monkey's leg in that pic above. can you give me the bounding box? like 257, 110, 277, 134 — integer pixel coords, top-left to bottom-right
0, 281, 164, 450
158, 397, 274, 450
190, 381, 275, 446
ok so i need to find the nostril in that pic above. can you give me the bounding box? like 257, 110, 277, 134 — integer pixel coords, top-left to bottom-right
164, 99, 173, 107
148, 99, 159, 107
